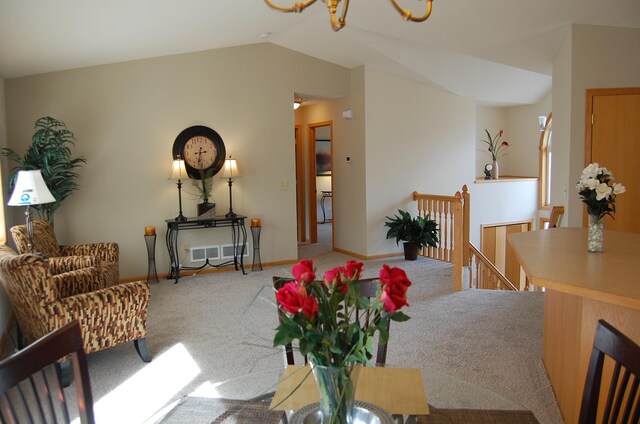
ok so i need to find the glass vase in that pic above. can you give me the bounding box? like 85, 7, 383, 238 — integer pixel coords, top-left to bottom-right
310, 362, 361, 424
587, 214, 604, 253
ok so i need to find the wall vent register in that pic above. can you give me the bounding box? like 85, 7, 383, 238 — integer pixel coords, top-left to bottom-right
190, 246, 220, 262
222, 244, 249, 259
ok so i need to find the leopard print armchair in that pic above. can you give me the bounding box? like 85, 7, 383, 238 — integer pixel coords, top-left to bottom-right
0, 245, 151, 362
10, 220, 119, 287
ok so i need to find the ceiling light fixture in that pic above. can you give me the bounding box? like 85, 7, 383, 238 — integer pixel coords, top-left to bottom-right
294, 100, 301, 110
264, 0, 433, 32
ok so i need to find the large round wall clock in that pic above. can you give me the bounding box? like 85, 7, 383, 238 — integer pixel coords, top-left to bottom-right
172, 125, 226, 179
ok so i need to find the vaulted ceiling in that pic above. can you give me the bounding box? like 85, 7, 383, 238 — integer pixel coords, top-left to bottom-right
1, 0, 639, 106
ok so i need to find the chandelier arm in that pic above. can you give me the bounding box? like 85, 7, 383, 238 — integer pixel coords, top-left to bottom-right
263, 0, 318, 13
388, 0, 433, 22
325, 0, 348, 32
337, 0, 350, 29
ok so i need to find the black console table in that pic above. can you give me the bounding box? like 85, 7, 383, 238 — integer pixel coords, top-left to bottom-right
165, 215, 247, 283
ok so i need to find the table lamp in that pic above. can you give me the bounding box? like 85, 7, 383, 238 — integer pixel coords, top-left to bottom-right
221, 156, 240, 218
7, 170, 56, 253
169, 156, 188, 221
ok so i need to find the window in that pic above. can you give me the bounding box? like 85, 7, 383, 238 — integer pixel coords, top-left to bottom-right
538, 113, 552, 209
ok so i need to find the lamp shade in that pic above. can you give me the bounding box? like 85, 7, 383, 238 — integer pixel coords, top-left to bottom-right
221, 158, 240, 179
7, 170, 55, 206
169, 158, 188, 180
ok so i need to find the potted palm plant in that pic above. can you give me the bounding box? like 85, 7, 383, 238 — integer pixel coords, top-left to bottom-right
2, 117, 86, 225
384, 209, 439, 260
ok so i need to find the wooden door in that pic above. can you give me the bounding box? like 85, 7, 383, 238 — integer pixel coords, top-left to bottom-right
481, 221, 532, 290
586, 88, 640, 233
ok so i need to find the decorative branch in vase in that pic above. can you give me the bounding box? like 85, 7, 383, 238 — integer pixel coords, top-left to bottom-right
576, 163, 625, 252
191, 168, 216, 217
481, 129, 509, 180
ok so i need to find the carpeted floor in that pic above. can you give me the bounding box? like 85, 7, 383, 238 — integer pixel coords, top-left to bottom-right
74, 223, 563, 424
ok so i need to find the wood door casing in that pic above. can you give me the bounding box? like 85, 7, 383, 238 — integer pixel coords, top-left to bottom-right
295, 125, 305, 242
586, 88, 640, 233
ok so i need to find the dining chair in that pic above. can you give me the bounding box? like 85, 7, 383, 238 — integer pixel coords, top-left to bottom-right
272, 276, 390, 366
548, 205, 564, 228
578, 319, 640, 424
0, 321, 95, 424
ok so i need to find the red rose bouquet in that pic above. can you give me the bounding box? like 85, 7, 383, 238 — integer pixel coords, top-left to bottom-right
273, 259, 411, 367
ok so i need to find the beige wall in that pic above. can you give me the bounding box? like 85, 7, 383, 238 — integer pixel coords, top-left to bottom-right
293, 65, 478, 259
364, 66, 475, 257
551, 28, 572, 225
4, 43, 351, 278
505, 92, 552, 178
6, 23, 636, 278
553, 24, 640, 227
292, 70, 367, 257
475, 106, 507, 177
475, 92, 551, 179
334, 67, 367, 256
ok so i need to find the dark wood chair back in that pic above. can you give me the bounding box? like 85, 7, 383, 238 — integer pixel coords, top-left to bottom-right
273, 276, 390, 366
549, 205, 565, 228
0, 321, 95, 424
579, 319, 640, 424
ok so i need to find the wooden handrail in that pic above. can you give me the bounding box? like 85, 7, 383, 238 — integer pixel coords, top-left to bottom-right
462, 186, 470, 266
413, 186, 520, 292
413, 185, 469, 291
468, 242, 518, 291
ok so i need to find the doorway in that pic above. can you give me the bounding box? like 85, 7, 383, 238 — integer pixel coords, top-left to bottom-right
299, 121, 333, 246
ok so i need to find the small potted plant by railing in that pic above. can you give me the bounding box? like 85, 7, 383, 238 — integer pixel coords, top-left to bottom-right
384, 209, 438, 260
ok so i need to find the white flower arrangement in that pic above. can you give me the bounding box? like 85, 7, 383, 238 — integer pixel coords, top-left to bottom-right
576, 163, 625, 221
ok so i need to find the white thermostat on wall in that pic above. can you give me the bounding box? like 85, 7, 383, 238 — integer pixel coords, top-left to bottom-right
342, 109, 353, 120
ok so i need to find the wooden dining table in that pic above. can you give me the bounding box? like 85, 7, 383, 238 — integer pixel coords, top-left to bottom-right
269, 365, 539, 424
158, 365, 540, 423
508, 228, 640, 424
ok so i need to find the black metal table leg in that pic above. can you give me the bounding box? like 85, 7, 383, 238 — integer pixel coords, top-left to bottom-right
164, 216, 248, 281
239, 222, 247, 274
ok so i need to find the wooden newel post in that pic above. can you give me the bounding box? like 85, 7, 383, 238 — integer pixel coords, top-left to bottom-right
461, 185, 470, 266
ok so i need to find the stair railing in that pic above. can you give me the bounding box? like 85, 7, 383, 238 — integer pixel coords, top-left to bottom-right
467, 243, 518, 291
413, 185, 469, 291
